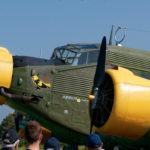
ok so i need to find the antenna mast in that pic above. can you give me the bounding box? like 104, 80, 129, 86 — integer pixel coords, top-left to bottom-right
109, 25, 114, 45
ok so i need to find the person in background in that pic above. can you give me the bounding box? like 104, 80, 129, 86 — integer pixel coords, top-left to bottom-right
1, 129, 20, 150
44, 137, 60, 150
25, 121, 43, 150
85, 133, 104, 150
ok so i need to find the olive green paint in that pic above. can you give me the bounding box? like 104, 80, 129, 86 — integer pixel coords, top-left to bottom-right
4, 45, 150, 149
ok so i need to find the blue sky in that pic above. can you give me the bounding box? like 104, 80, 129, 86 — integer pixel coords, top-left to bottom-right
0, 0, 150, 122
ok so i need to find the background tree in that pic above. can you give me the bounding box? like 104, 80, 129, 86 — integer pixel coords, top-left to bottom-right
0, 112, 26, 148
0, 112, 16, 140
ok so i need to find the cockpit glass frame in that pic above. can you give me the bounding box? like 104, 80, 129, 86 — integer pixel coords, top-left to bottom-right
51, 44, 99, 66
52, 48, 78, 65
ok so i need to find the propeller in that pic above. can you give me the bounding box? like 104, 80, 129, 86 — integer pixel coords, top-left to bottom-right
89, 36, 107, 133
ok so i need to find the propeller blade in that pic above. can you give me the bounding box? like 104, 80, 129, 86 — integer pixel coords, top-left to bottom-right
90, 36, 107, 133
92, 36, 106, 92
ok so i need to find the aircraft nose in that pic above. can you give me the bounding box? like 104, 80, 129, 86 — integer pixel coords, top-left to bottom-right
0, 47, 13, 88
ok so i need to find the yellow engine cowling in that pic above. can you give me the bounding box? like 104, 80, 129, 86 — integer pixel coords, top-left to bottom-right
0, 47, 13, 88
95, 67, 150, 139
0, 47, 13, 105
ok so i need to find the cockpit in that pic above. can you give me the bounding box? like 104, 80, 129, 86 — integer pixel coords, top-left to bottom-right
51, 44, 100, 66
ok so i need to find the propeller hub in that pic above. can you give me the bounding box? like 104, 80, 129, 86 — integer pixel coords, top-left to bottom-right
88, 94, 95, 100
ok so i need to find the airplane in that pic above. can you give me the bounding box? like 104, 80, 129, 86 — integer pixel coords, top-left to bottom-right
1, 27, 150, 149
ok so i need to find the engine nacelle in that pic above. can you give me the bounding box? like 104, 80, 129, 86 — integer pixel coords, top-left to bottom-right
0, 47, 13, 105
0, 47, 13, 88
95, 67, 150, 139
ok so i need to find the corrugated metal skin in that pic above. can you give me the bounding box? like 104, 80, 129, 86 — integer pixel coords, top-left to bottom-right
107, 47, 150, 72
52, 65, 96, 97
52, 46, 150, 97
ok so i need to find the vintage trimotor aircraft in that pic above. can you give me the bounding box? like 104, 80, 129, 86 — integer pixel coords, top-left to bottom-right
1, 27, 150, 149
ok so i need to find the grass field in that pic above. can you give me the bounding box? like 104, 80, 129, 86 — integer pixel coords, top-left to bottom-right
18, 146, 26, 150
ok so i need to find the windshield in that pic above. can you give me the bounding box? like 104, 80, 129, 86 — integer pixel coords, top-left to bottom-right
77, 51, 99, 65
52, 48, 77, 64
52, 48, 99, 66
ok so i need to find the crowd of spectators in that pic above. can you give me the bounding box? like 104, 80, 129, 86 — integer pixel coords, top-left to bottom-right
1, 121, 104, 150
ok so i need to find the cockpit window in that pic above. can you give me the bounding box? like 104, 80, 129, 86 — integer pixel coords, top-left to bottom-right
51, 45, 99, 66
52, 49, 77, 65
88, 51, 99, 63
77, 51, 99, 65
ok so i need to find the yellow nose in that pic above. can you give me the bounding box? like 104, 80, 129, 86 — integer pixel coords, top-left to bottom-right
0, 47, 13, 88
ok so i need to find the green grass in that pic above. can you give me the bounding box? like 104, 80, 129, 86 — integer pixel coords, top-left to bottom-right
18, 146, 26, 150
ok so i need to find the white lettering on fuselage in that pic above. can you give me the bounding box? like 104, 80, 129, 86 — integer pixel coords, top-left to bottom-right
62, 95, 88, 102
